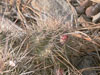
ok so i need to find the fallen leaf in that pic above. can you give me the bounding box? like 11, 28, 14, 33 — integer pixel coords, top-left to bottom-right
70, 31, 100, 46
71, 31, 92, 42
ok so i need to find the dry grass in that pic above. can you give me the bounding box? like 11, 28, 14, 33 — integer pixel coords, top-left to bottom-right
0, 0, 99, 75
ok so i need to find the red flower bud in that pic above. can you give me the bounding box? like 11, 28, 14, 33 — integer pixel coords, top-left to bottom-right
60, 35, 68, 44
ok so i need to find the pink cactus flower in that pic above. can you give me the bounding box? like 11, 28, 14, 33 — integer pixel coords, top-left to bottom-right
60, 35, 68, 44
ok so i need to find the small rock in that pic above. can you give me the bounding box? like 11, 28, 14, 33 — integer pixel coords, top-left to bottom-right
76, 6, 85, 14
85, 4, 100, 18
92, 12, 100, 23
80, 0, 92, 9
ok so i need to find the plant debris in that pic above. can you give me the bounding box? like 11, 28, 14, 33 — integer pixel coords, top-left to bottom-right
0, 0, 100, 75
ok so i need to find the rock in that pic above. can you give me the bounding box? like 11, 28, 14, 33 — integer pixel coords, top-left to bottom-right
85, 6, 94, 17
80, 0, 92, 9
92, 12, 100, 23
85, 4, 100, 18
31, 0, 73, 29
0, 15, 26, 38
76, 6, 85, 14
77, 55, 97, 75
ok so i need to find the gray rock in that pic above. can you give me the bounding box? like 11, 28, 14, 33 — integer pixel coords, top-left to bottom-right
77, 56, 97, 75
31, 0, 72, 23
